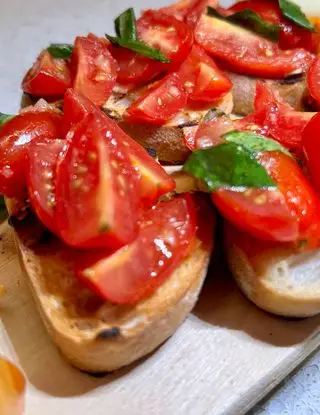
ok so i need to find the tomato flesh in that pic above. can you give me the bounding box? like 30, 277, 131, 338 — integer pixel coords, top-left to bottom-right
303, 113, 320, 193
110, 47, 161, 85
137, 11, 193, 64
0, 110, 62, 198
76, 195, 197, 304
244, 82, 315, 154
72, 35, 118, 106
63, 89, 175, 204
22, 50, 72, 98
195, 15, 314, 78
55, 112, 139, 249
126, 73, 187, 124
27, 137, 65, 233
178, 45, 232, 103
307, 55, 320, 105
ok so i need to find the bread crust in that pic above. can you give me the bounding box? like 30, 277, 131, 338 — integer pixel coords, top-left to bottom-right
7, 195, 214, 373
224, 223, 320, 318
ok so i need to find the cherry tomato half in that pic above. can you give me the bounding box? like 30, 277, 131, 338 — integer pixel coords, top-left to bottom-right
0, 110, 62, 198
126, 73, 187, 124
137, 11, 193, 64
110, 46, 161, 85
72, 34, 118, 107
27, 137, 65, 234
195, 15, 314, 78
76, 194, 197, 304
55, 111, 139, 249
62, 89, 175, 205
22, 50, 72, 98
302, 113, 320, 193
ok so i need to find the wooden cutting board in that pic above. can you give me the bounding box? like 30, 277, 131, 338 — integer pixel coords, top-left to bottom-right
0, 221, 319, 415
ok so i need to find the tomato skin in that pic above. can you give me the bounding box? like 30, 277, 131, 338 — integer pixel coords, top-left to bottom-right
307, 55, 320, 105
62, 89, 176, 204
137, 11, 193, 64
0, 111, 62, 198
158, 0, 200, 21
27, 137, 65, 234
213, 187, 298, 242
302, 113, 320, 193
55, 112, 139, 250
22, 51, 72, 98
110, 47, 161, 85
126, 73, 187, 125
194, 15, 314, 79
178, 46, 232, 103
72, 35, 118, 106
228, 0, 320, 53
244, 82, 314, 155
76, 194, 198, 304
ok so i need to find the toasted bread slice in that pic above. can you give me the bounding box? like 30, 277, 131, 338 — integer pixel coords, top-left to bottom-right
6, 182, 215, 373
103, 90, 234, 164
224, 223, 320, 318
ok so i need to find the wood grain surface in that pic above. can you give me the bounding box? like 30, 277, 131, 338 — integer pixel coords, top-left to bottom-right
0, 222, 319, 415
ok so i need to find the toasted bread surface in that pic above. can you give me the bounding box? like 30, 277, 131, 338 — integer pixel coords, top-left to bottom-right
7, 194, 215, 373
224, 223, 320, 318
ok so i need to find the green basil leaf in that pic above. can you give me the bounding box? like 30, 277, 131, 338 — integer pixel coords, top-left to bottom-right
183, 143, 276, 191
0, 196, 8, 222
278, 0, 315, 32
0, 113, 14, 125
106, 35, 170, 63
207, 7, 280, 42
47, 43, 73, 59
115, 8, 137, 40
223, 130, 291, 157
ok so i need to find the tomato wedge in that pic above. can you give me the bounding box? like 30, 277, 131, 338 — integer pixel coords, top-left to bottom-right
213, 151, 320, 245
110, 47, 161, 85
22, 50, 72, 98
307, 55, 320, 106
194, 15, 314, 78
158, 0, 200, 21
56, 112, 139, 249
137, 11, 193, 63
228, 0, 320, 53
76, 195, 197, 304
72, 34, 118, 106
178, 46, 232, 102
0, 110, 62, 198
126, 73, 187, 124
244, 82, 315, 154
27, 137, 64, 234
62, 89, 175, 204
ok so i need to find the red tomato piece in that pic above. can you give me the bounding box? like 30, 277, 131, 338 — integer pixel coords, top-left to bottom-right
76, 194, 197, 304
72, 34, 118, 106
178, 46, 232, 102
302, 113, 320, 193
55, 112, 139, 249
22, 50, 72, 97
213, 187, 298, 242
126, 73, 187, 124
244, 82, 315, 154
62, 89, 176, 204
185, 0, 218, 26
27, 137, 65, 234
194, 14, 314, 78
158, 0, 200, 21
110, 46, 161, 85
228, 0, 320, 53
137, 11, 193, 63
0, 110, 62, 198
307, 55, 320, 105
214, 151, 320, 245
